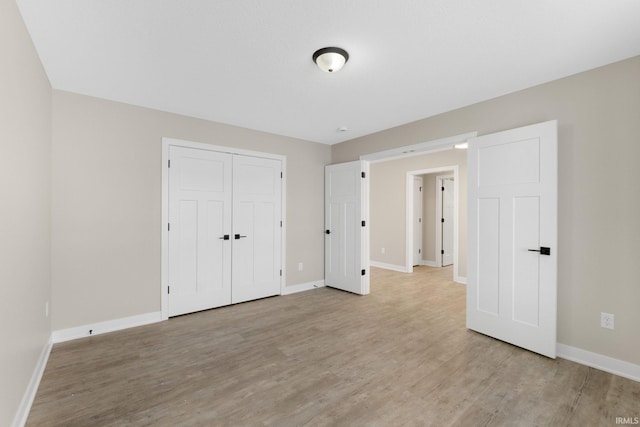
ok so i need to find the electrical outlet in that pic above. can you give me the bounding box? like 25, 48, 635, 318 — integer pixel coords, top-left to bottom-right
298, 262, 303, 271
600, 312, 614, 330
381, 247, 385, 254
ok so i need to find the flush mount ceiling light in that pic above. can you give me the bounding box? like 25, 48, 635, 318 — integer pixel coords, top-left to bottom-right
313, 47, 349, 73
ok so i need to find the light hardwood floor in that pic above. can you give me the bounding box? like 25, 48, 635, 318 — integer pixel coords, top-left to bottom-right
28, 266, 639, 426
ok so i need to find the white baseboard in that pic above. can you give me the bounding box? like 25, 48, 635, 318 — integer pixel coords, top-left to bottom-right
282, 280, 325, 295
370, 260, 410, 273
420, 260, 437, 267
52, 311, 163, 344
12, 335, 52, 427
454, 275, 467, 285
557, 343, 640, 383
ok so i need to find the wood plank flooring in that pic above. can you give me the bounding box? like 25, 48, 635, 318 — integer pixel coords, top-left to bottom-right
27, 267, 640, 426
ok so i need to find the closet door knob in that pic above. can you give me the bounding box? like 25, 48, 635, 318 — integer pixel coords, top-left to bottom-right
218, 235, 230, 240
234, 234, 247, 239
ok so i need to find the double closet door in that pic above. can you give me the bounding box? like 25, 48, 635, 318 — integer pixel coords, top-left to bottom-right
168, 146, 282, 317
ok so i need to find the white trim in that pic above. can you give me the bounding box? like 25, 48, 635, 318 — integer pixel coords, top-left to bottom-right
454, 275, 467, 285
161, 137, 287, 320
281, 280, 326, 295
557, 344, 640, 383
52, 312, 162, 343
419, 260, 437, 267
360, 132, 477, 163
12, 336, 52, 427
370, 260, 410, 273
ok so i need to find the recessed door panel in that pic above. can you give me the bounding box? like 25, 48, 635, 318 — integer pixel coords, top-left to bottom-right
232, 156, 282, 304
168, 146, 232, 316
467, 120, 557, 358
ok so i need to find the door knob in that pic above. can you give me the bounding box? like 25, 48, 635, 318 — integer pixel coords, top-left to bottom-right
528, 247, 551, 255
234, 234, 247, 240
218, 235, 230, 240
325, 230, 331, 235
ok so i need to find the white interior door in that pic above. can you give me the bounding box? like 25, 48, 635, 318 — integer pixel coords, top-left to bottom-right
467, 120, 557, 358
441, 178, 454, 267
413, 177, 423, 266
325, 161, 369, 295
232, 155, 282, 304
168, 146, 232, 316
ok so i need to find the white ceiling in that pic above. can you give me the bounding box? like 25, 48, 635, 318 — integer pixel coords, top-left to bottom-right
17, 0, 640, 145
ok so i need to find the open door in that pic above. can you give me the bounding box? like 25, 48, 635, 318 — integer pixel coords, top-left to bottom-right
441, 177, 454, 267
467, 120, 557, 358
325, 161, 369, 295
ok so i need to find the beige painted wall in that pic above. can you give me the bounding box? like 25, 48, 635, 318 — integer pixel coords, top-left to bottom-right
369, 150, 467, 276
334, 56, 640, 366
0, 0, 52, 424
52, 91, 330, 330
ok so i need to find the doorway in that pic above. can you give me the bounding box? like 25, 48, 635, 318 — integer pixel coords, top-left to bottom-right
406, 166, 460, 281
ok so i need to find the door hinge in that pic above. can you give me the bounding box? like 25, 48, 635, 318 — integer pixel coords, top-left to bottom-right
419, 218, 421, 223
168, 223, 171, 231
361, 171, 366, 178
361, 220, 366, 227
168, 159, 171, 168
167, 285, 170, 294
280, 220, 283, 227
280, 269, 282, 276
361, 269, 366, 276
441, 218, 445, 223
281, 171, 283, 179
420, 186, 422, 192
442, 186, 444, 191
419, 249, 421, 254
441, 250, 445, 255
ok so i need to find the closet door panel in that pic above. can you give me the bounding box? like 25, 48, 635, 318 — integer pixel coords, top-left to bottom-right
168, 147, 232, 316
232, 156, 282, 303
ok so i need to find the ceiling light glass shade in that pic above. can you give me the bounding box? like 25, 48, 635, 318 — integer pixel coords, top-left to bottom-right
454, 142, 469, 149
313, 47, 349, 73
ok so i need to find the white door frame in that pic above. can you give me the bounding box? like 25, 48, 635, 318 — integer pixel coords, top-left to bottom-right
435, 174, 454, 268
405, 167, 459, 281
360, 131, 475, 284
161, 137, 286, 321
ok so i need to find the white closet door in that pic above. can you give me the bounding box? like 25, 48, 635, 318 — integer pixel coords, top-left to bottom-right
168, 146, 232, 317
232, 155, 282, 303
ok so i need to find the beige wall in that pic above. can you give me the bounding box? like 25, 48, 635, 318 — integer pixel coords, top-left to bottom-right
334, 56, 640, 366
0, 0, 52, 424
369, 151, 467, 276
51, 91, 330, 330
